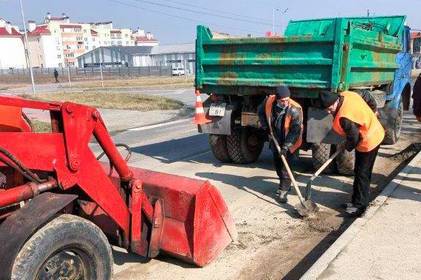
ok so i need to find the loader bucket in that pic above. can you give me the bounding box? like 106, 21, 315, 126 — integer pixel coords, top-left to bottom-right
131, 167, 237, 266
0, 105, 31, 132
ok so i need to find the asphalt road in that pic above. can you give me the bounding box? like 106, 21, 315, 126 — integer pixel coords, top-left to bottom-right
99, 108, 421, 279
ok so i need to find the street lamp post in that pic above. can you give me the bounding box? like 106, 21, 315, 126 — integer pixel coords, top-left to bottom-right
272, 8, 279, 34
272, 8, 289, 35
19, 0, 35, 94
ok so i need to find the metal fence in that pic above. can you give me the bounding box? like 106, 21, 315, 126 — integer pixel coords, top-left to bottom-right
0, 66, 172, 81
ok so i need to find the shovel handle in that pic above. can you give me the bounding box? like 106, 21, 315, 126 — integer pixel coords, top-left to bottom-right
269, 129, 306, 205
280, 154, 305, 203
311, 149, 342, 179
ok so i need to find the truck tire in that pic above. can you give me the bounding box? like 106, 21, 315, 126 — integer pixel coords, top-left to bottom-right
209, 134, 232, 163
227, 127, 264, 164
311, 143, 333, 173
383, 99, 403, 145
335, 146, 355, 176
11, 214, 113, 280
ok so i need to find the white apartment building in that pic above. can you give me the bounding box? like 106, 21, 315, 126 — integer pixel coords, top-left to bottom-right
0, 18, 26, 69
91, 22, 113, 47
27, 23, 63, 68
25, 13, 158, 67
132, 28, 158, 47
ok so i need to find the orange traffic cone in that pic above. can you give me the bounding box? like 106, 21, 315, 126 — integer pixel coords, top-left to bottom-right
194, 90, 211, 125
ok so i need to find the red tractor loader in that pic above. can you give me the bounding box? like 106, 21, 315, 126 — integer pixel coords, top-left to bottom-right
0, 96, 236, 280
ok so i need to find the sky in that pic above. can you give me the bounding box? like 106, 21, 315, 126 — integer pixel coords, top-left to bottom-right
0, 0, 420, 44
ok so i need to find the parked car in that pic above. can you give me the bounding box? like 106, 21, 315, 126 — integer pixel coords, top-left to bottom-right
172, 67, 185, 76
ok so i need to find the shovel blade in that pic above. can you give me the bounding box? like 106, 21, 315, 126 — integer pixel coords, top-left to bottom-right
294, 200, 319, 217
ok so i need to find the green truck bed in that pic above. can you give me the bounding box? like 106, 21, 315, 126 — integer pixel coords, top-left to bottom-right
195, 16, 405, 98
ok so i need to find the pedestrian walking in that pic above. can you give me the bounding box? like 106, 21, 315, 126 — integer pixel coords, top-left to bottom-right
258, 85, 303, 203
319, 90, 384, 216
54, 69, 59, 83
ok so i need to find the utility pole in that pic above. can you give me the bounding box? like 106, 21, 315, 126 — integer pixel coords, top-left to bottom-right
67, 65, 72, 87
272, 8, 289, 35
100, 63, 104, 88
19, 0, 35, 94
367, 9, 370, 17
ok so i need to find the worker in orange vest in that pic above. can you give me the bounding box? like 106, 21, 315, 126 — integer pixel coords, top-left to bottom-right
319, 90, 384, 217
258, 86, 303, 203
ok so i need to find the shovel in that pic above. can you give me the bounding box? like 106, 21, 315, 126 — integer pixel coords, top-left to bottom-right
305, 148, 342, 200
267, 120, 318, 217
280, 154, 319, 217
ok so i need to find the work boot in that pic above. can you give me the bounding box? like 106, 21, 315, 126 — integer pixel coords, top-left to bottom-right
345, 205, 366, 217
277, 185, 291, 204
342, 202, 354, 209
278, 190, 288, 203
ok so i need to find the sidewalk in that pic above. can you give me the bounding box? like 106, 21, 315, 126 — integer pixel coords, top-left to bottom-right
302, 150, 421, 280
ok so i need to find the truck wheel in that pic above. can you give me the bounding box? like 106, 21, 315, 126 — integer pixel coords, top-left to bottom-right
311, 143, 333, 173
335, 146, 355, 176
11, 214, 113, 280
227, 127, 264, 164
209, 134, 232, 163
383, 99, 403, 145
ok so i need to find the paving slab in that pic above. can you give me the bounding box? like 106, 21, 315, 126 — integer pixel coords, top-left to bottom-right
302, 151, 421, 280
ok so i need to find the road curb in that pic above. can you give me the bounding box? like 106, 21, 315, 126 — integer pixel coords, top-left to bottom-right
301, 150, 421, 279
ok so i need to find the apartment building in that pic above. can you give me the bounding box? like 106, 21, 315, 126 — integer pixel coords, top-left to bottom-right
132, 28, 158, 47
27, 22, 64, 68
27, 13, 158, 67
0, 18, 26, 69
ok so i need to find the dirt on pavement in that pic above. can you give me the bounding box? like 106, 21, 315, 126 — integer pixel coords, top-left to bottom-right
114, 113, 421, 280
233, 115, 421, 280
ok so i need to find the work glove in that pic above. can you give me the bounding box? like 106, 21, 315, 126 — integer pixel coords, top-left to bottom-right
337, 142, 347, 152
280, 146, 289, 157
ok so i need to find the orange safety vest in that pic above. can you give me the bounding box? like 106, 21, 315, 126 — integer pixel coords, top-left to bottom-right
265, 95, 303, 153
332, 91, 384, 152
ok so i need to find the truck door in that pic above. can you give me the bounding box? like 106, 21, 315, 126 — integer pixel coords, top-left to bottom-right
390, 26, 412, 109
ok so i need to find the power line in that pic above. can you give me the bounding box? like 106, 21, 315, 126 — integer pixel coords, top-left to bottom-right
129, 0, 276, 27
106, 0, 262, 34
162, 0, 272, 24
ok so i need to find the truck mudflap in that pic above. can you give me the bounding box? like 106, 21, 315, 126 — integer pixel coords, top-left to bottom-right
128, 167, 237, 266
198, 106, 232, 135
306, 107, 344, 144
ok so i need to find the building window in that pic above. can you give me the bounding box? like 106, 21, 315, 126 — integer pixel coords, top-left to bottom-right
57, 55, 61, 59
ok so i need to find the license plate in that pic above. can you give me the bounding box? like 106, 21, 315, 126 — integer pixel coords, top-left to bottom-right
209, 103, 226, 117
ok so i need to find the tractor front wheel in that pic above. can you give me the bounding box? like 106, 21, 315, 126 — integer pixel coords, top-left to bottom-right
11, 214, 113, 280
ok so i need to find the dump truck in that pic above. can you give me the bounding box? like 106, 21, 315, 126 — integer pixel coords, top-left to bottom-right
195, 16, 412, 174
0, 97, 236, 279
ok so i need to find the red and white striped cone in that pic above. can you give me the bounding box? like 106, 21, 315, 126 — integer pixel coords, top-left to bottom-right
193, 90, 211, 125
